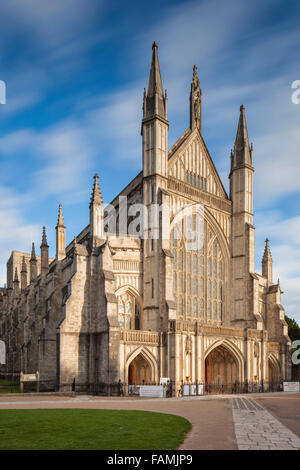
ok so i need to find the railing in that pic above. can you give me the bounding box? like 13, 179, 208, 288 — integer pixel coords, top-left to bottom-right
113, 260, 141, 272
1, 377, 284, 397
180, 380, 283, 396
120, 330, 160, 344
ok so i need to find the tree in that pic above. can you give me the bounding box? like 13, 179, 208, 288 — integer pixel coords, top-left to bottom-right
285, 315, 300, 342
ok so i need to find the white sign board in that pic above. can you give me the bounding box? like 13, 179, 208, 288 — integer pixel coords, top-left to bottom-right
183, 384, 190, 396
283, 382, 299, 392
0, 340, 5, 364
190, 384, 196, 396
160, 377, 170, 386
23, 374, 37, 382
139, 385, 164, 398
197, 384, 204, 395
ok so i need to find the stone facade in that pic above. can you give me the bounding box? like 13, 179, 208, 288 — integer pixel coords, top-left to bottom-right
0, 43, 291, 393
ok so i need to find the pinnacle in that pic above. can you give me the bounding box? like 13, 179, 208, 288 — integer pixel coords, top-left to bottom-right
31, 242, 37, 261
41, 226, 49, 248
262, 237, 272, 261
192, 65, 200, 87
236, 105, 249, 145
56, 203, 65, 228
21, 256, 27, 273
147, 41, 163, 99
233, 104, 251, 167
14, 268, 19, 283
90, 173, 103, 207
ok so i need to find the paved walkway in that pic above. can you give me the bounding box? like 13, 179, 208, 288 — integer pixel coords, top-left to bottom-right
0, 393, 299, 450
232, 397, 300, 450
255, 395, 300, 439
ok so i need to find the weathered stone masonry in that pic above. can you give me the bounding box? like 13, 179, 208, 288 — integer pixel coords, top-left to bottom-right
0, 43, 291, 393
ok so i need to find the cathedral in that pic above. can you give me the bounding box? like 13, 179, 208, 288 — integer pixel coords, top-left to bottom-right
0, 43, 291, 394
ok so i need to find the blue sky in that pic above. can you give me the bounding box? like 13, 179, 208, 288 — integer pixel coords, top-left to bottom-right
0, 0, 299, 321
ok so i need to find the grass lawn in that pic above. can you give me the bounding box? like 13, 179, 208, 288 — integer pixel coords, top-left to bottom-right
0, 379, 20, 394
0, 409, 191, 450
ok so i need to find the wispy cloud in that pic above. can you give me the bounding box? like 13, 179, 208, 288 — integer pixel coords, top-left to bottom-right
0, 184, 40, 285
255, 210, 300, 321
0, 0, 299, 322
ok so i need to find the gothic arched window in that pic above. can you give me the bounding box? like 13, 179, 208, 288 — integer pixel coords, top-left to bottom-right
207, 238, 224, 322
117, 292, 141, 330
171, 214, 224, 323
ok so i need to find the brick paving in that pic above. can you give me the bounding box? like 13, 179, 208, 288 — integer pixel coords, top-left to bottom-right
232, 397, 300, 450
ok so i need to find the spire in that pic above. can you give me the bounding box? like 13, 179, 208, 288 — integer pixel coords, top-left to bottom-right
190, 65, 202, 132
56, 204, 66, 260
21, 256, 27, 273
232, 105, 252, 168
31, 242, 37, 261
40, 227, 49, 275
147, 42, 163, 98
30, 243, 38, 282
262, 238, 272, 262
90, 173, 103, 207
21, 256, 27, 290
13, 267, 20, 292
143, 42, 167, 120
14, 267, 19, 283
262, 238, 273, 284
41, 226, 49, 248
56, 203, 65, 228
89, 174, 104, 240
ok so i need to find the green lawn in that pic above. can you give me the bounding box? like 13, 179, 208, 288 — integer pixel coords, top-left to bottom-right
0, 409, 191, 450
0, 379, 20, 394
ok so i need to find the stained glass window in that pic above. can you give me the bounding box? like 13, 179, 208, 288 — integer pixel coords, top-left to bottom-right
117, 293, 139, 330
171, 218, 224, 322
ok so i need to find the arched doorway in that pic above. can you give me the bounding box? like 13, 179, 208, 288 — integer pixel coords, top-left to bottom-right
268, 357, 280, 383
128, 354, 152, 384
205, 345, 238, 386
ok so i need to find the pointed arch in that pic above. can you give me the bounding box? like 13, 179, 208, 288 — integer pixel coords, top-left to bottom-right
115, 285, 142, 330
115, 285, 142, 306
205, 339, 244, 382
126, 346, 158, 383
268, 353, 281, 382
170, 203, 229, 323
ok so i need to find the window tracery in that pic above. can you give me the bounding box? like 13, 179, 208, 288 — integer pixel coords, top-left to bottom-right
171, 217, 224, 323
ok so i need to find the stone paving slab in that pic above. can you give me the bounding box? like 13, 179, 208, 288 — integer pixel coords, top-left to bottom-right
232, 397, 300, 450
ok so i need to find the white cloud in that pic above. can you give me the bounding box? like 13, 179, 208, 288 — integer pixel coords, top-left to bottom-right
255, 211, 300, 322
281, 278, 300, 322
0, 185, 40, 286
35, 121, 95, 195
0, 1, 104, 53
0, 0, 299, 324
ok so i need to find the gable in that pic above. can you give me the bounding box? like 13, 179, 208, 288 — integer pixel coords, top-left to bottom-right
168, 128, 228, 199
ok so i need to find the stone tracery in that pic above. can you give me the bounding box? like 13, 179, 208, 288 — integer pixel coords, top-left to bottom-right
171, 212, 224, 323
